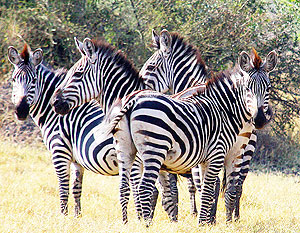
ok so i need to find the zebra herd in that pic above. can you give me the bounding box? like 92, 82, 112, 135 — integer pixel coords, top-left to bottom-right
8, 29, 277, 226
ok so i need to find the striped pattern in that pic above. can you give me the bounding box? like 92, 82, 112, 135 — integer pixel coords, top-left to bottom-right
8, 45, 147, 221
103, 59, 263, 224
139, 30, 277, 222
51, 35, 208, 222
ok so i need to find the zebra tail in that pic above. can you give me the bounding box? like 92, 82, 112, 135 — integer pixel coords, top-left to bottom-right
94, 95, 138, 145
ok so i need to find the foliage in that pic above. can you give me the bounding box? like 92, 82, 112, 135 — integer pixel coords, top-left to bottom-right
0, 0, 299, 146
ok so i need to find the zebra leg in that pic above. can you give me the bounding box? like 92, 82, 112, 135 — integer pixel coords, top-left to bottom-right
169, 173, 178, 221
118, 152, 135, 224
52, 154, 71, 216
139, 155, 165, 225
224, 159, 242, 222
234, 131, 257, 221
192, 166, 202, 216
198, 159, 224, 225
158, 172, 178, 222
192, 166, 220, 222
150, 185, 159, 220
209, 176, 220, 224
130, 158, 143, 219
185, 174, 197, 216
72, 162, 84, 218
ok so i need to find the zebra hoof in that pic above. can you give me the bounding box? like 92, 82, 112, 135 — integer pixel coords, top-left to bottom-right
191, 211, 198, 217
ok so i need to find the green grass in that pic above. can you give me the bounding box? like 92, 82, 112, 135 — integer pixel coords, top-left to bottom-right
0, 140, 300, 233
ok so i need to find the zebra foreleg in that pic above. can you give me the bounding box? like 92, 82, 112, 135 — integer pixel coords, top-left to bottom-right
234, 131, 257, 221
209, 176, 220, 224
52, 155, 71, 216
72, 163, 84, 218
158, 172, 178, 222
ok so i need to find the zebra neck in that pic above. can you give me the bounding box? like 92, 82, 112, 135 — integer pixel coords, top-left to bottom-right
30, 65, 63, 132
172, 54, 207, 93
100, 62, 143, 114
206, 79, 252, 132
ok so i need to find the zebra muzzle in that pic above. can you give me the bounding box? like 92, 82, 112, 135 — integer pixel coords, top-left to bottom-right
15, 97, 30, 121
52, 94, 71, 115
253, 106, 272, 129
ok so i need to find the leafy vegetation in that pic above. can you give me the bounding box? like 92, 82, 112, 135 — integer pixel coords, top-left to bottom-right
0, 0, 299, 168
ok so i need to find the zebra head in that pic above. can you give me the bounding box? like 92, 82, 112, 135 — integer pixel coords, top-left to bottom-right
52, 37, 98, 115
8, 44, 43, 120
140, 29, 207, 94
238, 49, 277, 129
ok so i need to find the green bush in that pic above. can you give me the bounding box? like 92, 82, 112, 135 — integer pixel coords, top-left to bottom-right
1, 0, 300, 168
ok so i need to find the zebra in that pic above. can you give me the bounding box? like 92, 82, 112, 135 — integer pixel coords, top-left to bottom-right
139, 29, 277, 222
51, 35, 208, 221
8, 44, 152, 222
98, 50, 272, 225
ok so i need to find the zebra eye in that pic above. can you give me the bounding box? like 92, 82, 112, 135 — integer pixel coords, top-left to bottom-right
147, 65, 156, 71
74, 71, 83, 77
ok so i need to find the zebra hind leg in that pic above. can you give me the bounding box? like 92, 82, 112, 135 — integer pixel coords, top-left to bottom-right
130, 158, 143, 220
118, 152, 136, 224
72, 163, 84, 218
198, 160, 224, 225
158, 172, 178, 222
150, 186, 159, 220
139, 157, 165, 226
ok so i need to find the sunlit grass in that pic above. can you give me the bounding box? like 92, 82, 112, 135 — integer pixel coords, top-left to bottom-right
0, 140, 300, 232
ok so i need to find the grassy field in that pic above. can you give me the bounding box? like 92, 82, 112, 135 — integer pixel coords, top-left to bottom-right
0, 140, 300, 233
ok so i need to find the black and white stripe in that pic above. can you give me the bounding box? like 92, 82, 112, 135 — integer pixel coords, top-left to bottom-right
51, 35, 208, 222
8, 45, 134, 219
101, 52, 269, 225
139, 29, 277, 222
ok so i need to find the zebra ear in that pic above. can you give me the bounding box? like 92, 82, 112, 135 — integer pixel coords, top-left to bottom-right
8, 46, 21, 65
83, 38, 96, 63
31, 48, 43, 66
264, 50, 277, 72
152, 29, 160, 50
239, 51, 253, 72
160, 29, 172, 54
74, 37, 86, 56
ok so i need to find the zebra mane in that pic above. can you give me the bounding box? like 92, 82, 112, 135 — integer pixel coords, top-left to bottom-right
20, 43, 30, 65
193, 66, 240, 96
170, 33, 206, 68
251, 48, 262, 70
54, 67, 68, 78
91, 39, 140, 79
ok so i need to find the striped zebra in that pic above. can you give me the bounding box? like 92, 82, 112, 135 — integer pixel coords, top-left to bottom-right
51, 35, 207, 221
8, 44, 152, 223
139, 29, 277, 222
99, 50, 272, 225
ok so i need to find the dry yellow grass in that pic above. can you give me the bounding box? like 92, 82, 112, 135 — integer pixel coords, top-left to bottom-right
0, 140, 300, 233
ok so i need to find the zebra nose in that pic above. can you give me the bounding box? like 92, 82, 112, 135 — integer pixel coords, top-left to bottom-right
15, 97, 30, 120
253, 106, 268, 129
52, 95, 70, 115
